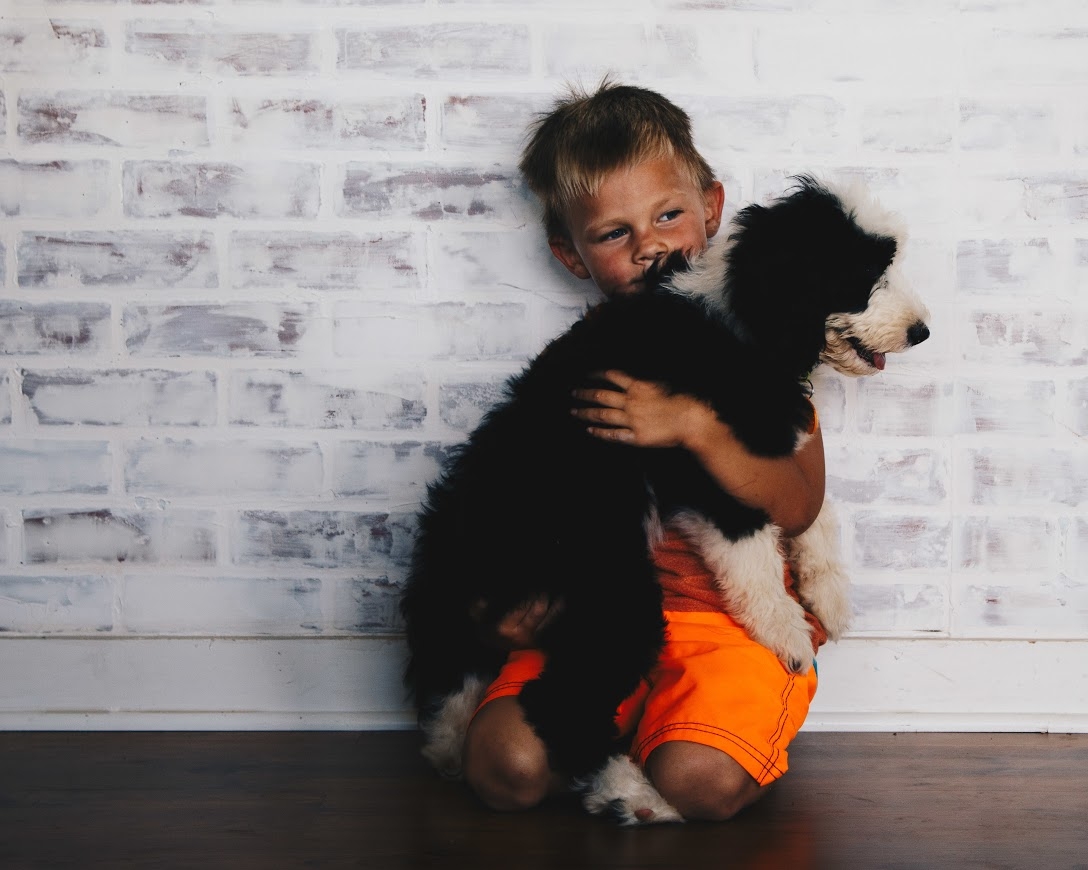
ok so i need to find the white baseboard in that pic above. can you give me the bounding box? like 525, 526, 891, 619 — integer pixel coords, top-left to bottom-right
1, 636, 1086, 732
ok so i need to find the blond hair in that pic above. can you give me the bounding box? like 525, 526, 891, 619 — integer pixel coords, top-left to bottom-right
519, 80, 716, 238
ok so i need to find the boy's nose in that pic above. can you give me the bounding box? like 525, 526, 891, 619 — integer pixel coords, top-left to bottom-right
635, 232, 668, 262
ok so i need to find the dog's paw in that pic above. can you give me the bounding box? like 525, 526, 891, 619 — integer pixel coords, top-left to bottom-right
577, 755, 684, 826
805, 571, 853, 642
420, 676, 488, 779
757, 608, 816, 674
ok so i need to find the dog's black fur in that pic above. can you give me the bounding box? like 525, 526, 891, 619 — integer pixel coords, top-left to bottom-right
400, 177, 899, 779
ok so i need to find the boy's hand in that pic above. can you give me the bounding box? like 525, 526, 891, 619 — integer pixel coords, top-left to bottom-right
571, 369, 708, 448
470, 595, 562, 650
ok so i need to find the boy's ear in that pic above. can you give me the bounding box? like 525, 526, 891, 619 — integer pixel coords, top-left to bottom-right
703, 181, 726, 239
548, 234, 592, 280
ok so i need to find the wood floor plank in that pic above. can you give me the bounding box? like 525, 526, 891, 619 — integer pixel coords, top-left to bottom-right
1, 731, 1085, 869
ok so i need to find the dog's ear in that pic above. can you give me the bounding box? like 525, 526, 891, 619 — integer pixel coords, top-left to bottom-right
863, 234, 897, 285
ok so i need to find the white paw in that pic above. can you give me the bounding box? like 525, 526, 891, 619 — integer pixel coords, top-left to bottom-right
579, 755, 684, 826
420, 676, 488, 779
804, 566, 853, 642
754, 602, 816, 674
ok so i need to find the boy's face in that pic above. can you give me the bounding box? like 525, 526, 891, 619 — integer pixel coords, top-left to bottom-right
548, 157, 725, 299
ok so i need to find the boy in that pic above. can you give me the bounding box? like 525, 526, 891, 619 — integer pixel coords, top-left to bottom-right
462, 81, 827, 823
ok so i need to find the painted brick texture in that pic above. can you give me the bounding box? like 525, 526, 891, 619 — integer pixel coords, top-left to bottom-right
0, 2, 1083, 658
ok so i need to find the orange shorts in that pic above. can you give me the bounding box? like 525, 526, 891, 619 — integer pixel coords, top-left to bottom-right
474, 609, 818, 786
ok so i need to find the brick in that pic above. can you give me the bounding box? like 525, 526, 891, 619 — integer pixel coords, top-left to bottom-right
755, 20, 956, 86
1067, 518, 1088, 579
23, 369, 217, 427
965, 446, 1088, 507
126, 23, 319, 76
688, 95, 844, 154
120, 575, 323, 636
124, 161, 320, 220
952, 579, 1088, 639
431, 229, 590, 301
0, 160, 111, 218
125, 438, 323, 498
124, 303, 315, 358
962, 28, 1088, 86
441, 94, 546, 150
856, 377, 954, 437
860, 99, 954, 153
229, 231, 422, 292
18, 232, 217, 289
959, 100, 1058, 154
0, 20, 109, 75
0, 92, 6, 148
956, 378, 1056, 436
330, 441, 448, 498
0, 576, 113, 634
956, 515, 1058, 574
0, 441, 111, 495
1066, 378, 1088, 437
962, 309, 1087, 367
18, 92, 209, 148
0, 372, 11, 425
849, 583, 948, 634
228, 94, 425, 149
330, 577, 403, 634
0, 302, 111, 356
956, 239, 1057, 298
852, 512, 951, 571
24, 508, 217, 564
825, 445, 949, 506
229, 369, 425, 430
333, 301, 532, 360
542, 23, 745, 82
339, 163, 523, 222
337, 24, 530, 77
438, 376, 512, 433
232, 510, 415, 570
1019, 175, 1088, 223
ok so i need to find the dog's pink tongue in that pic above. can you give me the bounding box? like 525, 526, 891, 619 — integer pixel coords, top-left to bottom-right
872, 352, 886, 371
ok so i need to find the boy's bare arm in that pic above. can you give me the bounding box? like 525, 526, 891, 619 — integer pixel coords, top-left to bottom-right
571, 370, 825, 538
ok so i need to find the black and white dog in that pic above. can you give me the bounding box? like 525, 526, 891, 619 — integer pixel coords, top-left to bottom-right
400, 176, 930, 824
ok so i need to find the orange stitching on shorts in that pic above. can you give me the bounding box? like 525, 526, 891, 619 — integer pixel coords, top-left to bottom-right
633, 722, 786, 782
757, 676, 795, 783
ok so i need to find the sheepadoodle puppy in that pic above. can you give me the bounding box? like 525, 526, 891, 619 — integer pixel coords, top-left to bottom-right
400, 175, 931, 824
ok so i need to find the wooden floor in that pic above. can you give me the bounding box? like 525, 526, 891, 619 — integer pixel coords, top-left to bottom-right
1, 731, 1086, 869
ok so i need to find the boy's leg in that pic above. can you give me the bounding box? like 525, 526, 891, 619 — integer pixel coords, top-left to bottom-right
646, 741, 765, 821
462, 696, 564, 811
633, 610, 818, 821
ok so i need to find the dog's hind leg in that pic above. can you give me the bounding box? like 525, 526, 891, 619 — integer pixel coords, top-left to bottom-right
420, 675, 489, 779
785, 500, 852, 642
673, 512, 815, 673
578, 755, 683, 826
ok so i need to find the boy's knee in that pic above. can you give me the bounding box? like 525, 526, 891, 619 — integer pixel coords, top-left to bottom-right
464, 739, 552, 811
462, 698, 553, 812
646, 742, 765, 821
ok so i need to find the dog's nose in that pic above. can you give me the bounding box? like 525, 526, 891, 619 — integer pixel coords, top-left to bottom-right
907, 321, 930, 346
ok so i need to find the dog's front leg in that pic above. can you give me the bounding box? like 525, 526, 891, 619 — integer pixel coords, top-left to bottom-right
673, 512, 816, 673
578, 755, 683, 826
784, 499, 852, 641
419, 675, 489, 779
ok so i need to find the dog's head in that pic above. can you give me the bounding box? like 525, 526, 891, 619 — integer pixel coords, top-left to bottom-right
712, 175, 930, 379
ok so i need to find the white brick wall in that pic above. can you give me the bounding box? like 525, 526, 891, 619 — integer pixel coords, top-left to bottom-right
1, 0, 1085, 730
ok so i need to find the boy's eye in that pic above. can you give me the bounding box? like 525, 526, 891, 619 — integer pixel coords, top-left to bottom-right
598, 227, 627, 242
660, 209, 682, 223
